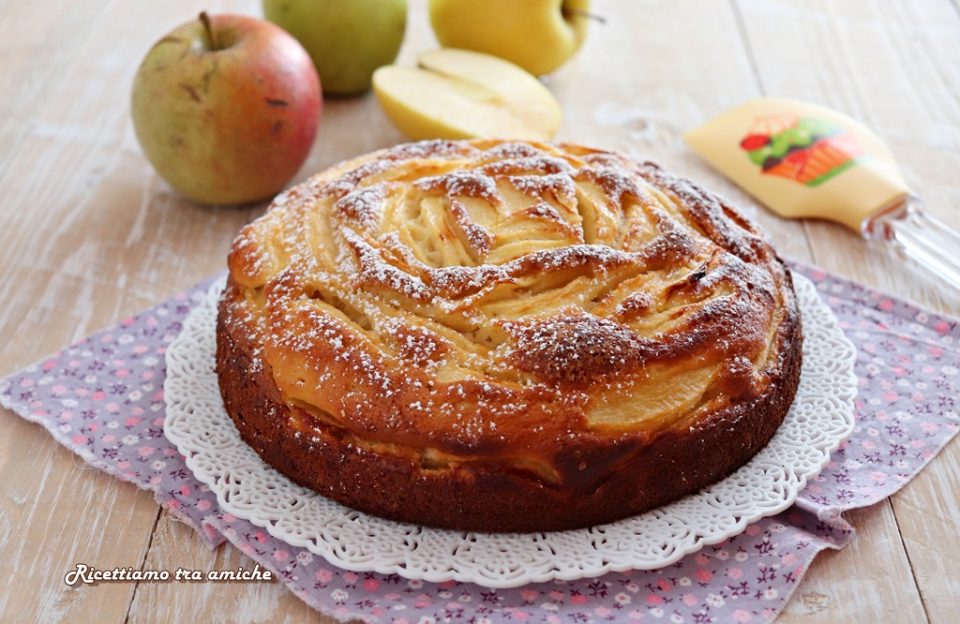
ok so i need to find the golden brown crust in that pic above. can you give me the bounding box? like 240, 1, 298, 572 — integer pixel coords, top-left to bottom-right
215, 139, 803, 532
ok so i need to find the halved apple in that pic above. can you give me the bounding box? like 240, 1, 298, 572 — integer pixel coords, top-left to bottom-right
372, 48, 562, 141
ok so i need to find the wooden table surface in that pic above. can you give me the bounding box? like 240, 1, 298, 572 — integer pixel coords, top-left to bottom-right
1, 0, 958, 622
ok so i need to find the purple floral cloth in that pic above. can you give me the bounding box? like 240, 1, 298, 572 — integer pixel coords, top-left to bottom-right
1, 263, 958, 624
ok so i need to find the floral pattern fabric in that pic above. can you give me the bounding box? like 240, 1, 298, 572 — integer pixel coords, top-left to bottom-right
1, 263, 957, 624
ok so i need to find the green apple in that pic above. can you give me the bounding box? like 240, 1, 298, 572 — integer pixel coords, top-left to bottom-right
131, 13, 321, 205
263, 0, 407, 96
428, 0, 590, 76
373, 49, 562, 141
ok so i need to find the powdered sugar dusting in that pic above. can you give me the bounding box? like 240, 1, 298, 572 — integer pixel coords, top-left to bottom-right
334, 185, 386, 228
416, 170, 501, 203
226, 139, 797, 453
505, 313, 657, 385
508, 173, 578, 205
482, 155, 573, 176
342, 228, 433, 303
449, 199, 493, 258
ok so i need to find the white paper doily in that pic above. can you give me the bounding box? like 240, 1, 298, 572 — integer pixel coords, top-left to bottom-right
164, 273, 857, 588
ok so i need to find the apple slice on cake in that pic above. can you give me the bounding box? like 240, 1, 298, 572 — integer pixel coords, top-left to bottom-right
372, 49, 562, 141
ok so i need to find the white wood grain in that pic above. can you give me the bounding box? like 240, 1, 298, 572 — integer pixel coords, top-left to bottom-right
778, 504, 927, 623
0, 0, 956, 622
0, 415, 159, 623
126, 513, 326, 624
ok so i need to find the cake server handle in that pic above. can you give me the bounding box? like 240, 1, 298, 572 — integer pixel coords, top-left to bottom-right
864, 196, 960, 290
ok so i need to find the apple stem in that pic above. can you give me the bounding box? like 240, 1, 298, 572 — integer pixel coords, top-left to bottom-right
199, 11, 220, 51
562, 8, 607, 24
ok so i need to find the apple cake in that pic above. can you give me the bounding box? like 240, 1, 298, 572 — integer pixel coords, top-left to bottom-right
216, 139, 802, 532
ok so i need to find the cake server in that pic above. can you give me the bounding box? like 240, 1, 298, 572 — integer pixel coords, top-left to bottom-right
684, 97, 960, 290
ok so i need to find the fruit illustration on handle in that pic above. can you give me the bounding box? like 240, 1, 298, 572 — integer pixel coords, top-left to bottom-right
739, 114, 863, 186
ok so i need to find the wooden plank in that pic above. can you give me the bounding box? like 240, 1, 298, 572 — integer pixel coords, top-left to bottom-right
0, 413, 160, 623
778, 503, 929, 623
0, 1, 166, 621
893, 448, 960, 623
125, 513, 326, 624
734, 0, 960, 622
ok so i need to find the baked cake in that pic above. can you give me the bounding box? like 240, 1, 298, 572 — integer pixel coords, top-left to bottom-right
216, 139, 802, 532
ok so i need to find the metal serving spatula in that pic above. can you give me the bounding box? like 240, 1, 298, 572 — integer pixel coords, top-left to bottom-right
684, 97, 960, 289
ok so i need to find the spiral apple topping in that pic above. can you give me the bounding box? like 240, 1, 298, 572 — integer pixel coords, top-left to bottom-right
220, 139, 799, 486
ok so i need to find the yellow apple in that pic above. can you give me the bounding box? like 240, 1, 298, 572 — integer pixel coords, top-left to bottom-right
428, 0, 590, 76
372, 49, 561, 141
